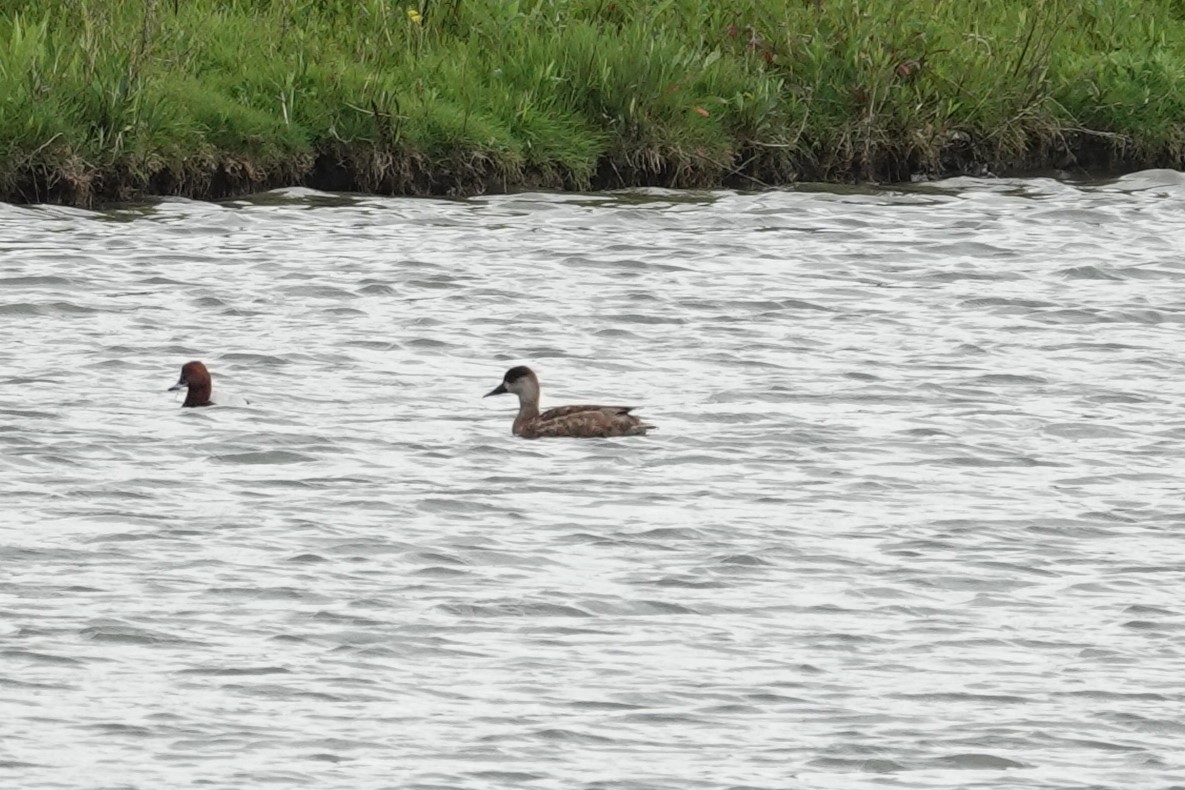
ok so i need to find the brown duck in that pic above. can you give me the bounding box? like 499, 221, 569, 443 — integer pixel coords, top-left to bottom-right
484, 366, 655, 439
168, 360, 214, 407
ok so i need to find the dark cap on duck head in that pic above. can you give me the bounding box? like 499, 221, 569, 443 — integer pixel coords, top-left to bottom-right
484, 365, 534, 397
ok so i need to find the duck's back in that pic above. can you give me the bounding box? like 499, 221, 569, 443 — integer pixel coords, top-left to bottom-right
521, 405, 653, 439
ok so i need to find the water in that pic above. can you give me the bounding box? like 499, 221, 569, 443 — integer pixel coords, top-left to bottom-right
2, 171, 1184, 789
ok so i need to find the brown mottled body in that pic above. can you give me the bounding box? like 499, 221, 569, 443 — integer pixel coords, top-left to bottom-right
168, 360, 214, 407
484, 366, 654, 439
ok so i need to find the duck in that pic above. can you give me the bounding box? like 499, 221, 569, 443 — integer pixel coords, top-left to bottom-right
168, 360, 214, 407
484, 365, 655, 439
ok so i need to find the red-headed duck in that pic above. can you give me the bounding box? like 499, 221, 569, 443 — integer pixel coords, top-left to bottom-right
484, 365, 655, 439
168, 360, 214, 407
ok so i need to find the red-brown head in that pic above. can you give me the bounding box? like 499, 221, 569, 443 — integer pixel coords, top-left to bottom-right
168, 360, 213, 407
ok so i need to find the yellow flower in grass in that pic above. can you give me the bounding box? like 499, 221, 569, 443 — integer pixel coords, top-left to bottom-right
406, 7, 422, 24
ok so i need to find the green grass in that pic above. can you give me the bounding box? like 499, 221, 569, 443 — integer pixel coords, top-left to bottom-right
2, 0, 1185, 204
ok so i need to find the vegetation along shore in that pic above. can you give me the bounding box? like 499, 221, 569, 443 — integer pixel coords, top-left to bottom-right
2, 0, 1184, 206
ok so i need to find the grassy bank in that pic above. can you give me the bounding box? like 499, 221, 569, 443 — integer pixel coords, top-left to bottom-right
2, 0, 1185, 205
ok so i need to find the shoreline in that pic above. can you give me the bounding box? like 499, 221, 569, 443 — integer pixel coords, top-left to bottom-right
4, 0, 1183, 207
9, 134, 1157, 208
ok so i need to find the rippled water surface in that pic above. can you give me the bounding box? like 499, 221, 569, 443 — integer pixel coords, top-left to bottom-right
3, 172, 1185, 789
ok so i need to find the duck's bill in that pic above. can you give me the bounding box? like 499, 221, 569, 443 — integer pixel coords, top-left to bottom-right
168, 379, 187, 392
484, 382, 508, 398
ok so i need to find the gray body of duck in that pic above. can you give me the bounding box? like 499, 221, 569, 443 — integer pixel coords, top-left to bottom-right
484, 366, 655, 439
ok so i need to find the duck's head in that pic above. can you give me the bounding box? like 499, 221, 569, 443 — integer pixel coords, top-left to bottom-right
484, 365, 538, 400
169, 360, 213, 407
